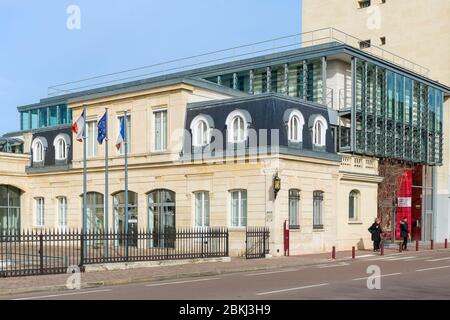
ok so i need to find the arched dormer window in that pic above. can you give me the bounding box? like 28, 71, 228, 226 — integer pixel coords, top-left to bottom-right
225, 109, 251, 143
32, 137, 48, 163
190, 115, 214, 147
286, 110, 305, 143
54, 133, 70, 161
310, 115, 328, 147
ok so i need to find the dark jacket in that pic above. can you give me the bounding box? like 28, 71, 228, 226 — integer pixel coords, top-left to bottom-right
368, 223, 383, 242
400, 221, 409, 238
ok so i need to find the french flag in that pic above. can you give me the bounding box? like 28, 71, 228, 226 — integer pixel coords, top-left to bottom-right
72, 110, 86, 142
116, 116, 125, 150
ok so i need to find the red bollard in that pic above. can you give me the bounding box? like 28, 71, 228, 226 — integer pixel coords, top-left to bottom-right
431, 240, 434, 250
352, 246, 356, 259
380, 242, 384, 256
416, 240, 419, 251
399, 243, 403, 253
332, 246, 336, 259
445, 239, 448, 249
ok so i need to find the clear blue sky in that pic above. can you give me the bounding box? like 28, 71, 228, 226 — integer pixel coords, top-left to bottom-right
0, 0, 301, 135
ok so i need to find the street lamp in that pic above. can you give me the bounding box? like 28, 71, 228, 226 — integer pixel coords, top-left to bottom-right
274, 173, 281, 199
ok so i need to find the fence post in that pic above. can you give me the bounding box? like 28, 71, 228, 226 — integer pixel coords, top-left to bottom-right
39, 233, 44, 275
79, 232, 84, 267
225, 228, 229, 257
263, 229, 266, 257
201, 228, 204, 258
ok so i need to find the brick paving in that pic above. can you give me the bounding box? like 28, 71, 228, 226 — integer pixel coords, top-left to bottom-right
0, 245, 446, 296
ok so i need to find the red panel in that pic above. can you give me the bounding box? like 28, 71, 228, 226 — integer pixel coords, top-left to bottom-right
396, 170, 412, 240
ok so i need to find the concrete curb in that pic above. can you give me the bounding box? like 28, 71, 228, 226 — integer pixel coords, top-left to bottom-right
1, 248, 448, 297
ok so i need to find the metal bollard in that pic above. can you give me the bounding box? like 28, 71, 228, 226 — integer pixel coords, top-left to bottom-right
431, 239, 434, 250
416, 240, 419, 251
332, 246, 336, 259
352, 246, 356, 259
445, 239, 448, 249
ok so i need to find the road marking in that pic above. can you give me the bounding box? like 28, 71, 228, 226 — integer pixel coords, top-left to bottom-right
246, 269, 299, 276
426, 257, 450, 262
352, 273, 401, 281
385, 256, 417, 261
317, 262, 349, 268
366, 253, 405, 261
256, 283, 330, 296
145, 278, 220, 287
13, 289, 112, 300
416, 265, 450, 272
356, 254, 375, 258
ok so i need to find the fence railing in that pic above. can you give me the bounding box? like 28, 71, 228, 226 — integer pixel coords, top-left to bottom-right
245, 227, 270, 259
0, 227, 229, 278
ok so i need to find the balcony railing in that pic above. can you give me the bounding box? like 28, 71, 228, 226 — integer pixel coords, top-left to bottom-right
340, 154, 379, 175
47, 28, 429, 97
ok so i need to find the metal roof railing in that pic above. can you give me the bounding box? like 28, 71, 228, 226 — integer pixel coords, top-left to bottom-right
47, 27, 429, 97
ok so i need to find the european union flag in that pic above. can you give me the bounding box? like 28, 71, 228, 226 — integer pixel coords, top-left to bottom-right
97, 112, 107, 144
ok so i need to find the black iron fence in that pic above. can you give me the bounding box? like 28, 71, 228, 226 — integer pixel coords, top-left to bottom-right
0, 227, 228, 278
245, 227, 270, 259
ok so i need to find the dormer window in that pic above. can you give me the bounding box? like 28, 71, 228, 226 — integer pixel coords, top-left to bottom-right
310, 115, 328, 147
225, 110, 251, 144
287, 110, 305, 143
190, 115, 213, 147
32, 137, 47, 163
54, 133, 70, 161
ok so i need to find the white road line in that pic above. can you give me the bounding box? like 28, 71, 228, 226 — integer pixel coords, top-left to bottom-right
416, 265, 450, 272
13, 289, 112, 300
317, 262, 349, 268
245, 269, 299, 276
356, 254, 375, 258
385, 256, 418, 261
426, 257, 450, 262
352, 273, 402, 281
366, 253, 405, 261
256, 283, 330, 296
145, 277, 220, 287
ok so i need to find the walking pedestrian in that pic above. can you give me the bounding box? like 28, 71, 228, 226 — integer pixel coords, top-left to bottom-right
400, 217, 410, 251
368, 218, 383, 252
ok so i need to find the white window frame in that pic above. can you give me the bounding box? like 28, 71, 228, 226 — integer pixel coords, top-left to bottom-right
193, 191, 210, 227
288, 110, 305, 143
153, 109, 168, 152
32, 141, 44, 162
230, 190, 247, 227
313, 191, 324, 229
117, 114, 132, 155
349, 190, 360, 222
190, 115, 211, 147
55, 137, 67, 161
226, 110, 249, 144
288, 189, 300, 228
34, 197, 45, 227
86, 120, 98, 158
56, 196, 68, 229
312, 115, 328, 147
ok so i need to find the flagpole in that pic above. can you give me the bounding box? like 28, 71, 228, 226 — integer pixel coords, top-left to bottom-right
124, 110, 129, 260
104, 108, 109, 258
82, 105, 87, 251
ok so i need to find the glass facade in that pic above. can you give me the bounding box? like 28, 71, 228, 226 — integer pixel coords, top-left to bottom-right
204, 58, 324, 104
20, 105, 72, 131
354, 58, 443, 165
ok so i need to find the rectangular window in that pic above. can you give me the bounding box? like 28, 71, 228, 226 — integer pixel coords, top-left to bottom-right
86, 121, 98, 158
57, 197, 67, 229
21, 112, 30, 131
313, 191, 323, 229
230, 190, 247, 227
194, 192, 210, 227
30, 109, 38, 129
289, 189, 300, 229
154, 110, 167, 151
35, 198, 45, 227
39, 107, 48, 128
49, 106, 58, 126
118, 115, 131, 155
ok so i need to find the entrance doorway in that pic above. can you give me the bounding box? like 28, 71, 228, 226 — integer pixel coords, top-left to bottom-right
113, 191, 138, 246
147, 189, 176, 248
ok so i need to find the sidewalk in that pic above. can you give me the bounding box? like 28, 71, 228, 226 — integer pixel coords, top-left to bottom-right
0, 246, 447, 296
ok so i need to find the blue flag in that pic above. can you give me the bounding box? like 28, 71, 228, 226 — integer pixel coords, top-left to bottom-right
97, 112, 107, 144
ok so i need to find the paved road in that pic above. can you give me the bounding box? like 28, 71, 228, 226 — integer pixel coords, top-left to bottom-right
4, 250, 450, 300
